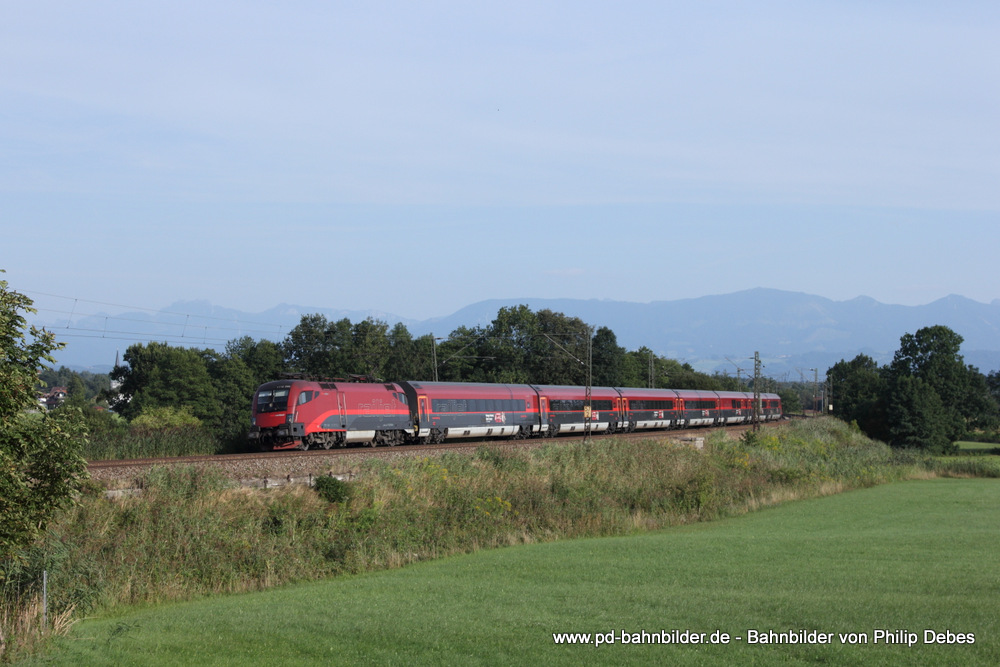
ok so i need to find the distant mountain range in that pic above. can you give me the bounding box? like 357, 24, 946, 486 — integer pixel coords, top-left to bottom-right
37, 289, 1000, 379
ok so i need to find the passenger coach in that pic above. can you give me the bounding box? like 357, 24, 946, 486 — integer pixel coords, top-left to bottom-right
398, 381, 541, 442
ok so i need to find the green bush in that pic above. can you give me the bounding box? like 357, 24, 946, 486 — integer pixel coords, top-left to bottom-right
313, 475, 351, 504
131, 406, 202, 430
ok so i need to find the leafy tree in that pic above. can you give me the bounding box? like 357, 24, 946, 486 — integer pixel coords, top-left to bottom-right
591, 326, 625, 386
480, 305, 538, 384
827, 354, 888, 440
826, 326, 999, 450
225, 336, 284, 388
203, 351, 257, 443
888, 325, 997, 441
412, 333, 438, 381
0, 274, 88, 575
110, 342, 221, 425
436, 326, 486, 382
282, 315, 353, 378
987, 370, 1000, 405
885, 375, 953, 453
63, 374, 89, 407
531, 309, 590, 385
620, 347, 653, 387
384, 323, 422, 381
351, 318, 390, 379
777, 387, 802, 414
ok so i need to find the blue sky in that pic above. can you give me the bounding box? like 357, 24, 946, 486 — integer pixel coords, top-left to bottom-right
3, 1, 999, 320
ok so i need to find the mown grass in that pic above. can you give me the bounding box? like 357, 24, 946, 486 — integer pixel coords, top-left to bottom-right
0, 418, 988, 662
41, 478, 1000, 666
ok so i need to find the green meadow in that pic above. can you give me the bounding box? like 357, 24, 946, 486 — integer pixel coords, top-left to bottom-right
41, 478, 999, 666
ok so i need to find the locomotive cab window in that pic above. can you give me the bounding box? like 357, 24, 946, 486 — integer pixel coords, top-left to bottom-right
256, 387, 290, 413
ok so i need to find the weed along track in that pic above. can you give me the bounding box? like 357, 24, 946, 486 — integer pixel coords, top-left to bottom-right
86, 423, 774, 488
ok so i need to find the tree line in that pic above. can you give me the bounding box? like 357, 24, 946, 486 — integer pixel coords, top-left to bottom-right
94, 304, 758, 447
826, 325, 1000, 453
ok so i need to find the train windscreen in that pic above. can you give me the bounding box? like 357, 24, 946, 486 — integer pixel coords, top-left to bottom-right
256, 387, 290, 413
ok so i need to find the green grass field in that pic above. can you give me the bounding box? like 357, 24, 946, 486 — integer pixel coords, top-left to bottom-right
955, 441, 1000, 455
42, 478, 999, 666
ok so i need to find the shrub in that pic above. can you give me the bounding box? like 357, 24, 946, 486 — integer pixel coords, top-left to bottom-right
313, 475, 351, 504
131, 406, 202, 430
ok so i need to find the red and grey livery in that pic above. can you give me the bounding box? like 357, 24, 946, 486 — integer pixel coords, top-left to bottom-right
249, 378, 782, 451
249, 379, 411, 449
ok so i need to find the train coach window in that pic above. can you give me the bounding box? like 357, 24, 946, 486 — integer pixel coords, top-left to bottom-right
430, 397, 527, 413
550, 399, 614, 412
432, 399, 468, 413
630, 400, 675, 411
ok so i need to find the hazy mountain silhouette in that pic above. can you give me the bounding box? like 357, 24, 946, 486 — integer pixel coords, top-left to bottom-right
40, 289, 1000, 377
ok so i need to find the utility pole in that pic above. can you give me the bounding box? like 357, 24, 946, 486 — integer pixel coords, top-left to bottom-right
752, 351, 762, 432
812, 368, 818, 415
431, 333, 438, 382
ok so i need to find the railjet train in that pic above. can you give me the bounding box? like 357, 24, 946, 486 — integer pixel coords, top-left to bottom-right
249, 378, 782, 450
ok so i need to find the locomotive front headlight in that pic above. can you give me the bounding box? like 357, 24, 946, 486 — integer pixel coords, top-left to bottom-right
285, 413, 294, 424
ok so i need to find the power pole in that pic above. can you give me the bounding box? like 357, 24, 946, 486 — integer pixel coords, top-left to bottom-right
431, 333, 438, 382
812, 368, 819, 415
752, 351, 762, 432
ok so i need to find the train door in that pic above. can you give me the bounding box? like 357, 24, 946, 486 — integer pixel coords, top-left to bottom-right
418, 395, 429, 435
539, 396, 549, 434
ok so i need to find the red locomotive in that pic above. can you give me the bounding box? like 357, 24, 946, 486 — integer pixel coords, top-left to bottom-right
250, 378, 412, 449
249, 377, 782, 451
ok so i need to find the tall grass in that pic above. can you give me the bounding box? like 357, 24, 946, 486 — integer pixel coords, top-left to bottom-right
81, 426, 229, 460
0, 418, 975, 662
